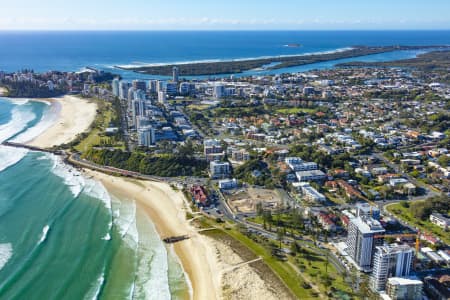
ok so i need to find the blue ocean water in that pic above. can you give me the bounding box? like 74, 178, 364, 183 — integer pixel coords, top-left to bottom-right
0, 30, 449, 77
0, 98, 189, 300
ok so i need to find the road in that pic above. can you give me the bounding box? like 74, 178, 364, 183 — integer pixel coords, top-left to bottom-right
213, 189, 347, 275
373, 152, 440, 198
68, 152, 208, 186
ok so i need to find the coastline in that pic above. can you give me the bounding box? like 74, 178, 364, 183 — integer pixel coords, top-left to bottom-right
115, 47, 353, 69
0, 87, 6, 96
84, 170, 221, 300
119, 45, 449, 76
26, 95, 97, 148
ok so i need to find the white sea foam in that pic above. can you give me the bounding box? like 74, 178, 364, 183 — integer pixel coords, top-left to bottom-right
112, 198, 139, 248
0, 145, 28, 173
82, 179, 112, 211
128, 281, 135, 300
168, 245, 193, 299
133, 212, 171, 300
101, 233, 111, 241
0, 243, 13, 271
48, 155, 85, 198
38, 225, 50, 244
12, 102, 57, 144
84, 270, 105, 300
45, 154, 114, 213
8, 98, 30, 106
0, 105, 36, 143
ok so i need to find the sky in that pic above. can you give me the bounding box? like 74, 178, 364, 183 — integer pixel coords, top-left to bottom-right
1, 0, 450, 30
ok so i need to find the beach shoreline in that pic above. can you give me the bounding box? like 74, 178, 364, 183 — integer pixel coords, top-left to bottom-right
0, 87, 7, 96
84, 170, 221, 300
26, 95, 97, 148
119, 45, 448, 76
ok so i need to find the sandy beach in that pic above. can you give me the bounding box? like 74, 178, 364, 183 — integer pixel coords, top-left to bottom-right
85, 170, 221, 300
27, 95, 97, 148
203, 235, 293, 300
0, 87, 7, 96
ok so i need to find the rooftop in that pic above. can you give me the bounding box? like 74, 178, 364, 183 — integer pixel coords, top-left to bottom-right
351, 216, 385, 235
387, 277, 422, 286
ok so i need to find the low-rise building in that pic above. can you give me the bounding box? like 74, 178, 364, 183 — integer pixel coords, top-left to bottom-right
356, 202, 380, 220
430, 213, 450, 230
317, 212, 337, 231
218, 178, 238, 190
210, 161, 231, 179
204, 139, 225, 162
190, 186, 208, 206
295, 170, 326, 182
296, 182, 326, 202
385, 277, 423, 300
231, 149, 250, 162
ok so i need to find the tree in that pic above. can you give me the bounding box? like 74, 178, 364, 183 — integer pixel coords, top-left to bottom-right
438, 155, 450, 168
256, 202, 263, 216
290, 241, 300, 256
400, 201, 410, 208
262, 210, 273, 230
277, 228, 284, 249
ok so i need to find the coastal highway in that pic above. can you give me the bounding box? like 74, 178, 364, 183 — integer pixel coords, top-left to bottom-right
68, 152, 208, 186
6, 141, 347, 275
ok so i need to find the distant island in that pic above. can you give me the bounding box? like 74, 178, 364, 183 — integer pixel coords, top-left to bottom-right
285, 43, 301, 48
117, 45, 450, 76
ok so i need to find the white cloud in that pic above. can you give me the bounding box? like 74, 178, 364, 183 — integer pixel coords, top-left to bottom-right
0, 17, 449, 30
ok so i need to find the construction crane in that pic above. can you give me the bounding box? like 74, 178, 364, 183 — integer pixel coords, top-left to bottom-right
361, 196, 421, 253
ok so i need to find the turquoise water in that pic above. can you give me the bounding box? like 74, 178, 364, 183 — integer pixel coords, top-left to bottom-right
0, 98, 189, 300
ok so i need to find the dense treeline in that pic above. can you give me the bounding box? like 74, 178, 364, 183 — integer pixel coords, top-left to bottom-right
122, 46, 444, 76
83, 149, 207, 177
338, 50, 450, 71
289, 144, 352, 170
0, 82, 65, 98
401, 195, 450, 220
234, 159, 275, 188
79, 71, 116, 83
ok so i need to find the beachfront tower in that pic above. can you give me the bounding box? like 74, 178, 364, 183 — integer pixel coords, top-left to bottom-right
213, 83, 225, 99
173, 66, 179, 82
119, 81, 130, 100
112, 78, 120, 97
346, 216, 385, 272
371, 244, 414, 292
158, 91, 167, 105
132, 80, 146, 91
138, 126, 156, 147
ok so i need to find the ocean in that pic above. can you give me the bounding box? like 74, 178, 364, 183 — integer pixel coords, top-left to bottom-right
0, 98, 189, 300
1, 30, 450, 299
0, 30, 450, 80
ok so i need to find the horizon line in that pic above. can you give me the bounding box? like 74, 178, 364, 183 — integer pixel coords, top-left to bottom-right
1, 28, 450, 32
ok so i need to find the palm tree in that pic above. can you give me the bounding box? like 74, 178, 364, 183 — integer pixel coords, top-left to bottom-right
277, 228, 284, 249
